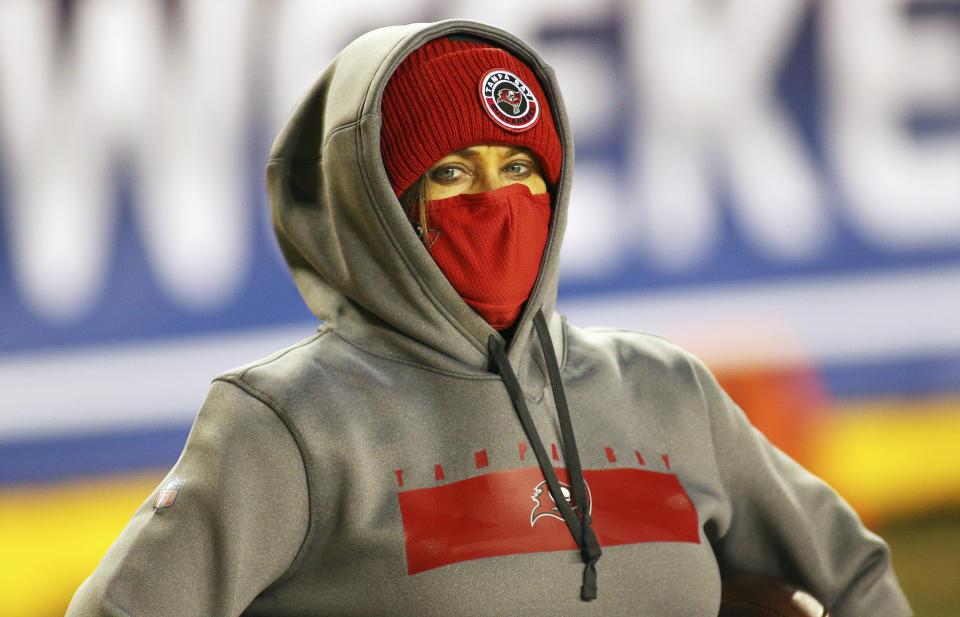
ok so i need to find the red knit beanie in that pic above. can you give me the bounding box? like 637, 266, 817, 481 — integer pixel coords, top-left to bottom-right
380, 37, 562, 197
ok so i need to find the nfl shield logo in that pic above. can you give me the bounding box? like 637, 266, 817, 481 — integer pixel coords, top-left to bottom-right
153, 479, 184, 511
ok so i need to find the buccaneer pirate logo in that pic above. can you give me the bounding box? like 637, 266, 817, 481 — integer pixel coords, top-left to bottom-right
479, 69, 540, 132
530, 480, 592, 526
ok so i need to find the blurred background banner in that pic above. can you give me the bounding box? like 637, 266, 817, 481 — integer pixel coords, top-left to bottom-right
1, 1, 958, 615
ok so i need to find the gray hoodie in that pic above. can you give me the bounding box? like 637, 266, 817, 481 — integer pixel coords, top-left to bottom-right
66, 20, 911, 617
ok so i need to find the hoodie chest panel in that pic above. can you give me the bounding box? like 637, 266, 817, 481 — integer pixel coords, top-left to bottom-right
245, 344, 723, 616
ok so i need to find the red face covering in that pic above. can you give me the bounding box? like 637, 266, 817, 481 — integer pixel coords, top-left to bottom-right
418, 183, 551, 330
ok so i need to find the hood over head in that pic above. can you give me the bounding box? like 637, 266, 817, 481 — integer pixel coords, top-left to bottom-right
267, 20, 573, 372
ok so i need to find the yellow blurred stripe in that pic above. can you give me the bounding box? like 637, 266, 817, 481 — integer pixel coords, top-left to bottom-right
817, 398, 960, 522
0, 470, 165, 617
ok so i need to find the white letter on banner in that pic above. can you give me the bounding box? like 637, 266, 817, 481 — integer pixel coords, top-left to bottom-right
823, 0, 960, 249
134, 0, 252, 312
0, 0, 128, 322
546, 36, 622, 280
0, 0, 251, 323
627, 0, 825, 270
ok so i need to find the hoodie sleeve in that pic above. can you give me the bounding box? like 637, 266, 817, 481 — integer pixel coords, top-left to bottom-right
64, 379, 310, 617
690, 357, 912, 617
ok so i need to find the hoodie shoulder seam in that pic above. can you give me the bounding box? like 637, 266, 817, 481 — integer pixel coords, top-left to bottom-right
218, 331, 325, 378
212, 374, 318, 586
580, 326, 675, 343
328, 329, 498, 381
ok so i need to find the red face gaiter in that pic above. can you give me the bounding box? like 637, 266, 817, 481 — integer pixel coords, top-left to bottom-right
419, 183, 551, 330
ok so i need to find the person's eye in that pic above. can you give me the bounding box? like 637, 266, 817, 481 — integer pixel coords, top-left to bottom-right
430, 165, 467, 184
503, 159, 535, 178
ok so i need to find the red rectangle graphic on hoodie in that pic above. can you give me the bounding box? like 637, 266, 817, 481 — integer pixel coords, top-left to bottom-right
398, 466, 700, 575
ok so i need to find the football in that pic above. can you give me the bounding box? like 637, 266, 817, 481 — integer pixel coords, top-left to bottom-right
719, 576, 832, 617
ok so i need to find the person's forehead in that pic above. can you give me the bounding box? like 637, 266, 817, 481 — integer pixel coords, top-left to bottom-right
443, 145, 528, 159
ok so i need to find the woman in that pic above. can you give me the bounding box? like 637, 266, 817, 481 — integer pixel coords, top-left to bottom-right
66, 20, 911, 616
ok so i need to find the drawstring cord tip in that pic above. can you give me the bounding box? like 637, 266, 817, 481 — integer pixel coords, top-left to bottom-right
580, 558, 599, 600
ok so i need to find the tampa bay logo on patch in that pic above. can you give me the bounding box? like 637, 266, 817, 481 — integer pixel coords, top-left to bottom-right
153, 479, 184, 511
479, 69, 540, 132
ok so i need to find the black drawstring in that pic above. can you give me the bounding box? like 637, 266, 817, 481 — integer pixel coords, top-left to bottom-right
533, 311, 602, 597
488, 309, 601, 601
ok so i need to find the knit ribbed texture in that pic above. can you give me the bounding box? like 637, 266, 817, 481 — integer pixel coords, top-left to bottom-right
420, 184, 551, 329
381, 37, 562, 197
